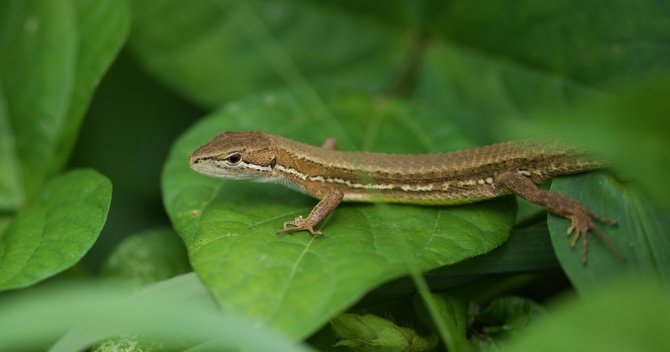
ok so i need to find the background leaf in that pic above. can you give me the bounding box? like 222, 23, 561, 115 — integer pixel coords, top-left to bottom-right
0, 85, 22, 210
416, 43, 603, 144
102, 227, 191, 288
475, 296, 546, 337
129, 0, 411, 107
69, 52, 203, 269
330, 313, 438, 352
466, 296, 546, 351
434, 0, 670, 87
0, 169, 112, 291
0, 0, 129, 202
127, 0, 670, 144
502, 281, 670, 352
162, 91, 516, 338
0, 274, 310, 352
414, 294, 471, 352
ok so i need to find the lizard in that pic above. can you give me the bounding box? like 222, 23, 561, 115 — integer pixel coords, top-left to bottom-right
189, 131, 623, 263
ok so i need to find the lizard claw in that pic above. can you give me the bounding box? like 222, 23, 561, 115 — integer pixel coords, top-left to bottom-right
590, 212, 618, 226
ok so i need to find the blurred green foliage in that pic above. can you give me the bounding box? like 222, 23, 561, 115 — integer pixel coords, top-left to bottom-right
0, 0, 669, 350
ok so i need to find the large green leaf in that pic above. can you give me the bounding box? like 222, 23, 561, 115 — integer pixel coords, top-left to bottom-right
0, 0, 129, 204
0, 169, 112, 291
162, 92, 516, 339
548, 173, 670, 291
129, 0, 411, 107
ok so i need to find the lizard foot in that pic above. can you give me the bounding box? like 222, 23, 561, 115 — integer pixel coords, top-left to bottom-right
276, 216, 323, 236
566, 210, 622, 265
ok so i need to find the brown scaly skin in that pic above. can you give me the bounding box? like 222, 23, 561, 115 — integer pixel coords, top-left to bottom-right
190, 131, 623, 264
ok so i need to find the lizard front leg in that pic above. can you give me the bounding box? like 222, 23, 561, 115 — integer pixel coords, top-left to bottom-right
277, 188, 343, 236
276, 138, 339, 236
496, 172, 623, 264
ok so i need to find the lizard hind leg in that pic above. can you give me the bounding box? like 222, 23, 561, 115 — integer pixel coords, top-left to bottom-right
496, 172, 624, 264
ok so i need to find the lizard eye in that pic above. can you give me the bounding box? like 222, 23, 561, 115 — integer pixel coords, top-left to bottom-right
226, 153, 242, 165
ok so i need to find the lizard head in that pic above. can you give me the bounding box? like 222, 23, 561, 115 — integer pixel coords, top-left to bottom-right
189, 131, 276, 180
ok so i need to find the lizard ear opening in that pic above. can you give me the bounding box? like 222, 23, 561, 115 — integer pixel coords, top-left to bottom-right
270, 157, 276, 169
